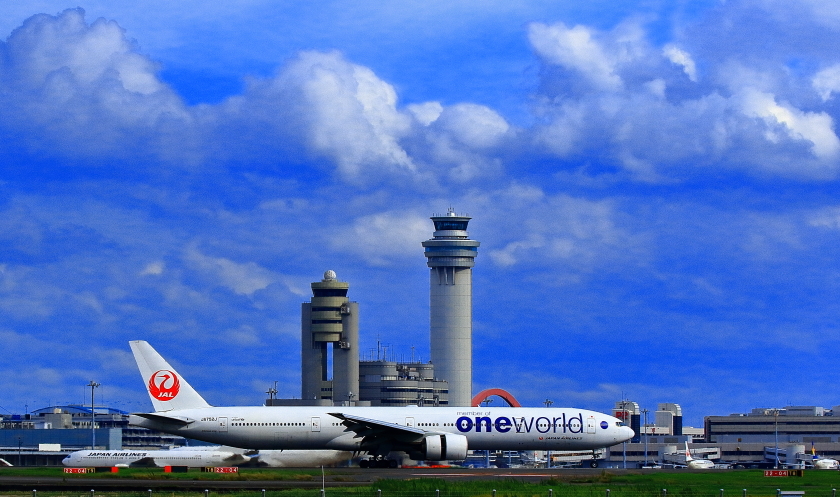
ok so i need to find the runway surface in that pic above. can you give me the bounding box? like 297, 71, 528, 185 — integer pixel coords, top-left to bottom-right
0, 468, 621, 491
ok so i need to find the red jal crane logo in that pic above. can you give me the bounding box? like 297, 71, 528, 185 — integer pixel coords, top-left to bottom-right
149, 370, 180, 401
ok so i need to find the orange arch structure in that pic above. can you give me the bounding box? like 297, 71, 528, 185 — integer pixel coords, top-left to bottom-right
471, 388, 522, 407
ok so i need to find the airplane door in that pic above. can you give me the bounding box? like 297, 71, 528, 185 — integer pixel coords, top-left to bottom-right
311, 417, 321, 432
586, 416, 596, 434
405, 417, 415, 427
218, 417, 228, 432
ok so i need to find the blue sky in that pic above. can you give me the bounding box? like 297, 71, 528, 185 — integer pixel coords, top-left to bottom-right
2, 0, 840, 428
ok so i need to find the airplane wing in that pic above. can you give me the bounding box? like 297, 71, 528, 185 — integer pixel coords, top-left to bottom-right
328, 412, 428, 456
131, 412, 195, 426
128, 457, 158, 468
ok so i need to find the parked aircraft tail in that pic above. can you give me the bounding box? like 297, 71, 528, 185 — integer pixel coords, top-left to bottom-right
130, 340, 211, 412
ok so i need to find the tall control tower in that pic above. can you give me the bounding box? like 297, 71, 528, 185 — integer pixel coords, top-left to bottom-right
422, 208, 480, 406
301, 270, 359, 405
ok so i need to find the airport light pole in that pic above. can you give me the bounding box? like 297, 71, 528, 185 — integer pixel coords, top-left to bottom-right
87, 381, 99, 449
618, 399, 628, 469
483, 399, 493, 467
641, 408, 649, 466
774, 408, 779, 469
544, 400, 553, 468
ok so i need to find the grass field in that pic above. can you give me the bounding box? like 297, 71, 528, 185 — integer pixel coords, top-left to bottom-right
1, 468, 838, 497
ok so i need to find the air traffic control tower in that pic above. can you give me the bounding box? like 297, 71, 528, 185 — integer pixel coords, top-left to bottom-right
301, 270, 359, 405
422, 209, 480, 407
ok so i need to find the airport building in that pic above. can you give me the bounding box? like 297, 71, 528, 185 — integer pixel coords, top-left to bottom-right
0, 406, 190, 466
612, 401, 642, 442
601, 404, 840, 468
358, 360, 449, 406
654, 403, 683, 436
704, 406, 840, 443
300, 270, 359, 405
422, 209, 479, 407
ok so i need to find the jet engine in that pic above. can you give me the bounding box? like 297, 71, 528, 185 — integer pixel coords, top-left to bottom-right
410, 433, 468, 461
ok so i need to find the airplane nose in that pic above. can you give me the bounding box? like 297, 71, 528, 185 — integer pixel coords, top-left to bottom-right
621, 426, 635, 441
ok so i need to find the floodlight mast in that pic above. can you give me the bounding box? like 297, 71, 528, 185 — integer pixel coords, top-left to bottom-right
87, 380, 99, 449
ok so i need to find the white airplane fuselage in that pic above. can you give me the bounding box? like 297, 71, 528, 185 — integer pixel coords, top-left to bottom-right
814, 458, 839, 469
130, 405, 633, 452
62, 448, 249, 468
687, 459, 715, 469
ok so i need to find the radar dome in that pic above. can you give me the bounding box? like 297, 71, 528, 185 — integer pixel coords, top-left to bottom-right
324, 270, 337, 281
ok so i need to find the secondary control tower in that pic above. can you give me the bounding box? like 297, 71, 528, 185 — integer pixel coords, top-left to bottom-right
422, 208, 480, 406
301, 270, 359, 405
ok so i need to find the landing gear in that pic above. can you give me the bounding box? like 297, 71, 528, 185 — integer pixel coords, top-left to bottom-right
589, 460, 599, 468
359, 456, 399, 468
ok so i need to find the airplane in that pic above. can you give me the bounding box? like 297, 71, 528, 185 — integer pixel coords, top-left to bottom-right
62, 446, 353, 468
62, 446, 254, 468
808, 443, 839, 469
127, 340, 634, 467
684, 442, 715, 469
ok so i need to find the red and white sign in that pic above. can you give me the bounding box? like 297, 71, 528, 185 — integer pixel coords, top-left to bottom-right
764, 470, 789, 477
149, 369, 181, 401
213, 467, 238, 473
63, 468, 91, 474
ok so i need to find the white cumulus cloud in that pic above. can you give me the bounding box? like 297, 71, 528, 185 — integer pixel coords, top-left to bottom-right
264, 51, 416, 182
185, 248, 276, 296
330, 211, 429, 266
529, 22, 623, 91
663, 44, 698, 82
813, 64, 840, 101
737, 88, 840, 159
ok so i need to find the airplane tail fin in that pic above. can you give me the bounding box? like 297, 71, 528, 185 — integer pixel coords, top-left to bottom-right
130, 340, 211, 412
684, 442, 694, 461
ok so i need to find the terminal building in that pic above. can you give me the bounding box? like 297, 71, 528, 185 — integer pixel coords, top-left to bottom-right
603, 404, 840, 468
704, 406, 840, 443
0, 405, 189, 466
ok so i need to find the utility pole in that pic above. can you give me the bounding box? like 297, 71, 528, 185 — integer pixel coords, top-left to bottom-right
87, 381, 99, 449
544, 399, 553, 468
641, 408, 649, 466
774, 408, 779, 469
483, 398, 494, 467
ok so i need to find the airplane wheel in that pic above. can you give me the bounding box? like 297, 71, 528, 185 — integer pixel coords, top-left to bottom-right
389, 459, 398, 468
359, 459, 369, 468
590, 461, 599, 468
